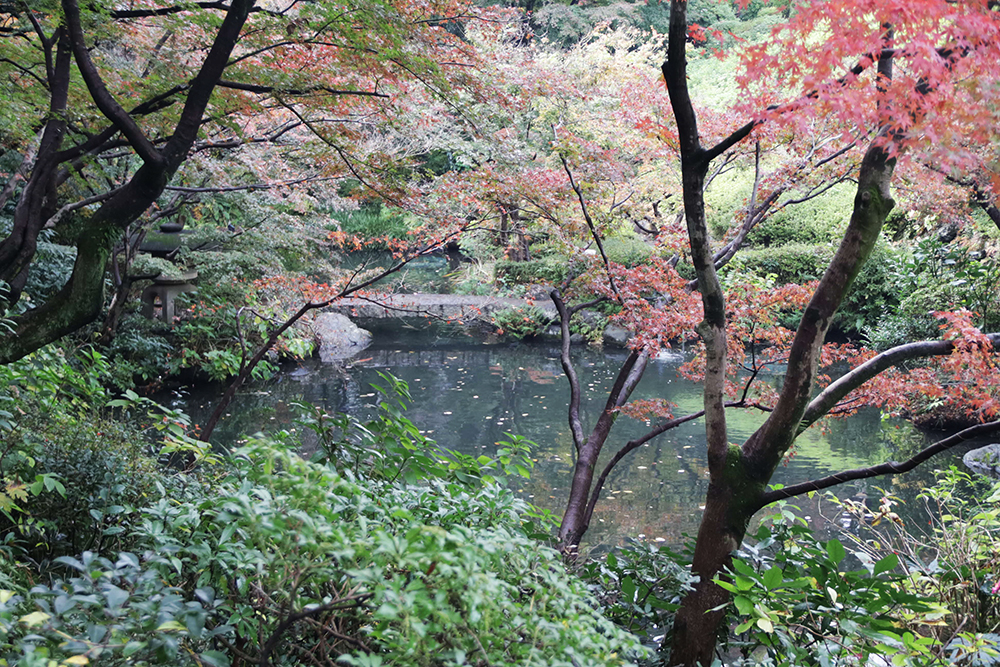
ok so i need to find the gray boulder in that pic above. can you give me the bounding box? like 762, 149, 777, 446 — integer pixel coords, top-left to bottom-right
312, 313, 373, 362
603, 325, 632, 347
963, 444, 1000, 479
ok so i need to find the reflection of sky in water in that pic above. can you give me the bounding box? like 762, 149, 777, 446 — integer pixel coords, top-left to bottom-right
169, 320, 987, 552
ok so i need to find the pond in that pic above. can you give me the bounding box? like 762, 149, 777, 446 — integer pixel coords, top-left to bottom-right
170, 319, 987, 551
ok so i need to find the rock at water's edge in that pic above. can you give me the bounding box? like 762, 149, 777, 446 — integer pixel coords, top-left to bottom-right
312, 313, 373, 362
963, 444, 1000, 479
603, 325, 631, 347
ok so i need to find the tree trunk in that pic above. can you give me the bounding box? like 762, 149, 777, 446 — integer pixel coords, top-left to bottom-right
0, 31, 70, 304
661, 4, 900, 665
670, 464, 763, 667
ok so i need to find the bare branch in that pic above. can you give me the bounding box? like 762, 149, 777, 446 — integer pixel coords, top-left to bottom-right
760, 419, 1000, 507
216, 79, 389, 98
62, 0, 164, 168
551, 289, 586, 453
164, 175, 335, 193
559, 155, 621, 302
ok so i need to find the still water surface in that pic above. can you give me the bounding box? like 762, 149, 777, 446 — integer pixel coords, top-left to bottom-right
174, 320, 980, 550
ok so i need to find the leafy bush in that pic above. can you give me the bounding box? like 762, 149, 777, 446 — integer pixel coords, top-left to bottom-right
838, 470, 1000, 642
579, 540, 698, 660
865, 236, 1000, 348
490, 305, 552, 340
21, 238, 76, 304
0, 551, 230, 667
495, 257, 570, 286
331, 206, 412, 246
0, 376, 646, 666
747, 185, 853, 248
0, 348, 163, 560
729, 243, 834, 285
605, 236, 654, 268
11, 417, 160, 561
717, 504, 944, 666
838, 240, 904, 335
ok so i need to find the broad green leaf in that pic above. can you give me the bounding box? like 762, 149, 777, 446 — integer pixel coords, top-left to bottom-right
826, 539, 846, 565
762, 566, 782, 590
873, 553, 899, 577
156, 620, 186, 632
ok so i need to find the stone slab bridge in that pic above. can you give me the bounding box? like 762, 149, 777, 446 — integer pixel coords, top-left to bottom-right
325, 293, 558, 323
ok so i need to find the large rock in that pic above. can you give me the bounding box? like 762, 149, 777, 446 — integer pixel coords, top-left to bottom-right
312, 313, 372, 362
963, 444, 1000, 479
603, 325, 632, 347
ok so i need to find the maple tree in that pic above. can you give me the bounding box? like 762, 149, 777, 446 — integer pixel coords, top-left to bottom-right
665, 1, 1000, 662
0, 0, 502, 363
511, 1, 1000, 664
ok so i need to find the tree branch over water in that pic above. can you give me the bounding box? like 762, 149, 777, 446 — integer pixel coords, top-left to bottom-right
759, 419, 1000, 507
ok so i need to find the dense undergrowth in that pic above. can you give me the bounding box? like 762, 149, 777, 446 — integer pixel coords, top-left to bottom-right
0, 350, 646, 666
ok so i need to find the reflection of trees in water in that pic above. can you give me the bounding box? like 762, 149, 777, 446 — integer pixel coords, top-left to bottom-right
168, 334, 965, 550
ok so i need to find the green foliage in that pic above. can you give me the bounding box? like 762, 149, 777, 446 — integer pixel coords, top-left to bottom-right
20, 237, 76, 305
0, 370, 644, 666
705, 175, 851, 246
331, 206, 413, 246
837, 240, 904, 335
838, 469, 1000, 645
717, 502, 944, 666
865, 236, 1000, 349
490, 305, 552, 340
0, 551, 231, 666
729, 243, 834, 285
579, 540, 699, 660
495, 257, 570, 285
747, 186, 853, 247
296, 373, 539, 488
1, 345, 110, 420
604, 236, 654, 268
7, 417, 158, 561
0, 349, 168, 561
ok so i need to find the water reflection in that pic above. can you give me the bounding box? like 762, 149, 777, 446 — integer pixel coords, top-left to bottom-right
172, 321, 983, 550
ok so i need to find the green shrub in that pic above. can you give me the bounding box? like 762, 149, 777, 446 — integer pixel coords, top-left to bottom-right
604, 236, 654, 268
21, 239, 76, 304
705, 174, 852, 246
495, 257, 570, 285
838, 240, 904, 335
747, 184, 854, 247
12, 417, 159, 560
579, 540, 698, 658
728, 243, 834, 285
863, 236, 1000, 347
331, 206, 412, 244
491, 305, 552, 340
0, 348, 162, 560
0, 550, 230, 666
0, 378, 646, 666
716, 504, 945, 666
830, 470, 1000, 661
